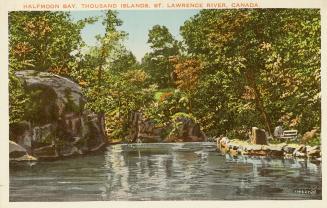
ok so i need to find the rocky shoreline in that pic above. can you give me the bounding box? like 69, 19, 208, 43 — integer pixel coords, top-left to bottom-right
9, 71, 321, 163
217, 137, 321, 161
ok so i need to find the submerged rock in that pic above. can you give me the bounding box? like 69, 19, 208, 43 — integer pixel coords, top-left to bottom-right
10, 70, 107, 161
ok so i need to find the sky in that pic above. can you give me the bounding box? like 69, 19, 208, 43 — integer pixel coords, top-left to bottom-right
70, 10, 199, 61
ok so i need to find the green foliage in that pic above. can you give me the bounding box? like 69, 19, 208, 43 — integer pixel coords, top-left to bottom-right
70, 11, 155, 140
8, 68, 30, 124
144, 89, 189, 125
64, 89, 82, 113
9, 9, 321, 145
24, 87, 59, 125
180, 9, 320, 137
142, 25, 180, 88
154, 88, 174, 101
8, 11, 92, 125
110, 49, 140, 74
171, 112, 196, 122
9, 11, 91, 75
306, 136, 321, 146
168, 112, 196, 138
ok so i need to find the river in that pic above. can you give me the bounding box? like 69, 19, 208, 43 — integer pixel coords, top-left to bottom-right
10, 142, 322, 201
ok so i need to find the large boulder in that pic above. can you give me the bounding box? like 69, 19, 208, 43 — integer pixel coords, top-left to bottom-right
10, 140, 28, 158
10, 70, 107, 160
165, 115, 207, 142
9, 140, 36, 161
128, 112, 166, 143
251, 127, 268, 145
15, 70, 85, 117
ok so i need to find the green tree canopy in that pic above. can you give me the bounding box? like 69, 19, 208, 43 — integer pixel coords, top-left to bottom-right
142, 25, 180, 88
180, 9, 320, 136
9, 11, 93, 76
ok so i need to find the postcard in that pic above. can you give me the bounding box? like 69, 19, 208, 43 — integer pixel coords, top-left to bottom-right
0, 0, 326, 207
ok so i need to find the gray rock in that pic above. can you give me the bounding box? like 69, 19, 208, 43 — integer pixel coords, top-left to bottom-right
168, 116, 207, 142
251, 127, 267, 145
293, 151, 306, 157
10, 70, 107, 160
129, 112, 207, 143
244, 145, 262, 151
282, 145, 296, 154
9, 121, 33, 152
266, 146, 284, 157
307, 146, 321, 158
220, 137, 230, 146
33, 144, 58, 158
307, 145, 320, 152
274, 126, 283, 137
228, 143, 239, 150
293, 145, 307, 157
297, 145, 307, 153
9, 140, 28, 158
15, 70, 84, 116
9, 140, 37, 161
307, 149, 320, 158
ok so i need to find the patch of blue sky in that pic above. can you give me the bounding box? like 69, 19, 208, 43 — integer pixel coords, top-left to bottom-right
70, 10, 199, 61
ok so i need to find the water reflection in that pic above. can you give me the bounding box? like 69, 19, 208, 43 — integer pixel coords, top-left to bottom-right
99, 143, 321, 200
10, 142, 321, 201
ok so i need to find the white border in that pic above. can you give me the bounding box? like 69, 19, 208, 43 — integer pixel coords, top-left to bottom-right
0, 0, 326, 207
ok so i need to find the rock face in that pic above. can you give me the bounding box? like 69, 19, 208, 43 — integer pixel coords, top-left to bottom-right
251, 127, 268, 145
10, 70, 107, 160
165, 116, 207, 142
129, 112, 207, 143
129, 112, 165, 143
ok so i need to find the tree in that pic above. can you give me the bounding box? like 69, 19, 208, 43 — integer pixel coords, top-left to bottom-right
94, 10, 126, 84
71, 11, 156, 140
8, 67, 30, 124
9, 11, 92, 76
180, 9, 320, 136
142, 25, 180, 88
171, 56, 202, 93
8, 11, 94, 125
109, 48, 140, 75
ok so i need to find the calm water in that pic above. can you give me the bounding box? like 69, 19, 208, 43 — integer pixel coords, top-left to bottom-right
10, 142, 322, 201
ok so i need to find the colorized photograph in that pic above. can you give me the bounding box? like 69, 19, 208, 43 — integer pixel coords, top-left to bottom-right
8, 9, 321, 201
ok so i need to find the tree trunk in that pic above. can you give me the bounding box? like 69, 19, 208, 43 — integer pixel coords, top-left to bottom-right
98, 47, 106, 84
245, 70, 273, 136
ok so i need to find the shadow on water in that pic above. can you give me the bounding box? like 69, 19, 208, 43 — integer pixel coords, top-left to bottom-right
10, 142, 322, 201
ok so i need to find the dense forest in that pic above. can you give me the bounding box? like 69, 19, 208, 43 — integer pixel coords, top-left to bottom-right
9, 9, 321, 144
